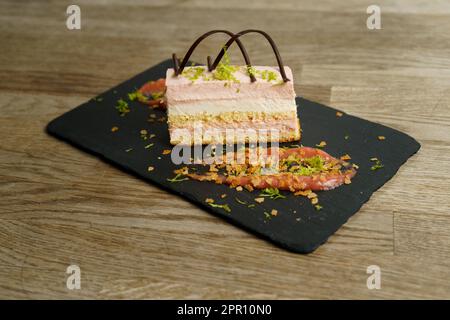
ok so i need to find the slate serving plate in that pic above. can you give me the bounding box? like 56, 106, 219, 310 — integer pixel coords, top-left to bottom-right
47, 59, 420, 253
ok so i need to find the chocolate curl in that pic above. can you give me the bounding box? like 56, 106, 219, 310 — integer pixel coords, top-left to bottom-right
210, 29, 290, 82
172, 29, 256, 82
172, 53, 180, 73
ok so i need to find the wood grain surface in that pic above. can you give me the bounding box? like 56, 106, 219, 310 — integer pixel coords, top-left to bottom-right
1, 0, 450, 299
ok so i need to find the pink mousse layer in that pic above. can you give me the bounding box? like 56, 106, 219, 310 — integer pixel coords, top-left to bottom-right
165, 66, 296, 103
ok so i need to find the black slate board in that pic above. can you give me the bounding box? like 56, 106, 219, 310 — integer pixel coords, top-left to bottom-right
46, 59, 420, 253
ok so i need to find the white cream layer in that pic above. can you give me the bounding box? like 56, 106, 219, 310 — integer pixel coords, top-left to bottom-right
168, 98, 297, 117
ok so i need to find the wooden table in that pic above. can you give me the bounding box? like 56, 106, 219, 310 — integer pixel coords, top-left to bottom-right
1, 0, 450, 299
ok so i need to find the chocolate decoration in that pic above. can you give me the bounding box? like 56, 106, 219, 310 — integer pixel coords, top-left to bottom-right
206, 55, 213, 71
172, 30, 256, 82
210, 29, 290, 82
172, 53, 180, 73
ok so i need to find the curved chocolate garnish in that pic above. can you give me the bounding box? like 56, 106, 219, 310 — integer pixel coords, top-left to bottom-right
172, 30, 256, 82
210, 29, 290, 82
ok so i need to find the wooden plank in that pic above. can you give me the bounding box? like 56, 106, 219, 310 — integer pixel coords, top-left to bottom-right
1, 0, 450, 299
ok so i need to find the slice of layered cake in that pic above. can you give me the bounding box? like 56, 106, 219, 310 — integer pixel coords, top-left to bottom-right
166, 29, 301, 145
166, 64, 300, 145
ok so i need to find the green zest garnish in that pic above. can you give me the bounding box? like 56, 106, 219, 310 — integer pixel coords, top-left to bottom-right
260, 69, 278, 82
260, 188, 286, 200
125, 148, 133, 152
144, 143, 154, 149
116, 99, 130, 116
93, 97, 103, 102
128, 90, 146, 102
304, 156, 325, 171
246, 66, 278, 83
182, 66, 205, 82
315, 205, 323, 211
283, 155, 325, 176
263, 212, 272, 220
213, 47, 239, 83
208, 203, 231, 213
370, 158, 384, 171
234, 197, 255, 208
151, 91, 164, 100
247, 66, 257, 78
293, 166, 317, 176
167, 174, 189, 183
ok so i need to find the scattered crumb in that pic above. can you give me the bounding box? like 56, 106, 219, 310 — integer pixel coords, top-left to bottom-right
378, 136, 386, 141
311, 197, 319, 205
244, 184, 254, 192
174, 166, 189, 175
111, 126, 119, 132
271, 209, 278, 216
125, 148, 133, 152
315, 205, 323, 211
307, 192, 317, 199
140, 129, 148, 135
352, 163, 359, 169
316, 141, 327, 148
236, 186, 243, 192
336, 111, 343, 117
255, 197, 265, 203
344, 177, 351, 184
157, 157, 162, 160
370, 157, 378, 161
147, 166, 154, 172
205, 198, 214, 204
340, 154, 351, 161
162, 149, 171, 155
294, 190, 312, 197
221, 194, 227, 199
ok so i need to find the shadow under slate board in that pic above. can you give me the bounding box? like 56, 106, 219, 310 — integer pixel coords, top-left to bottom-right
46, 59, 420, 253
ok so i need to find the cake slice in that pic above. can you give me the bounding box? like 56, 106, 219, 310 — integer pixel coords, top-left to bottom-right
166, 65, 300, 145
